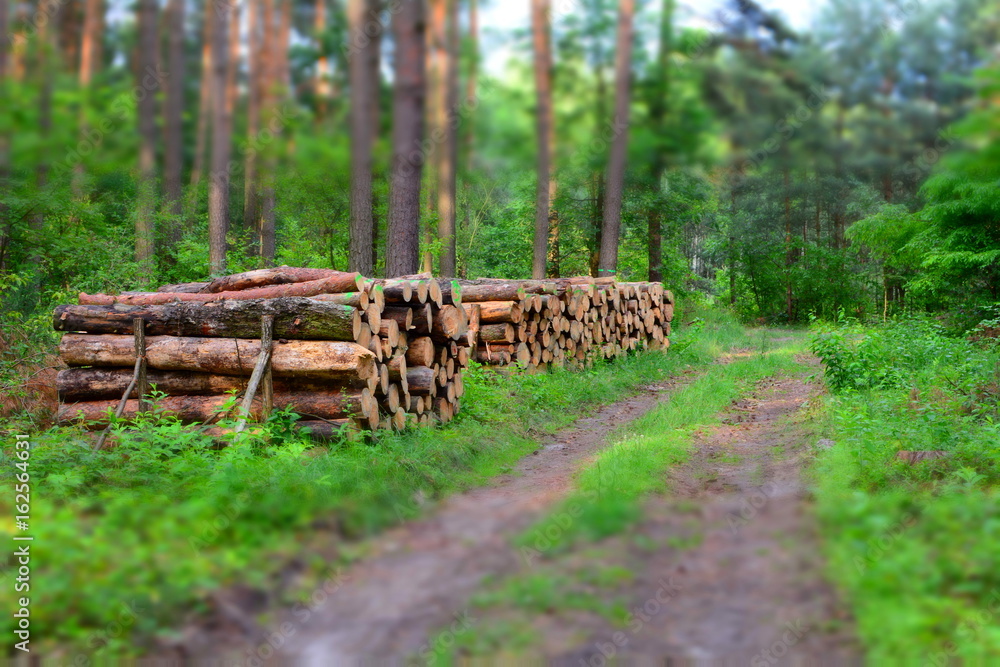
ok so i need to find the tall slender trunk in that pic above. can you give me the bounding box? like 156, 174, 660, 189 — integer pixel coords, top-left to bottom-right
597, 0, 634, 277
314, 0, 330, 123
347, 0, 378, 275
459, 0, 477, 278
589, 63, 607, 278
34, 6, 54, 246
79, 0, 102, 84
135, 0, 159, 281
163, 0, 185, 226
386, 0, 426, 278
191, 3, 213, 188
530, 0, 553, 280
784, 167, 793, 321
423, 0, 444, 273
244, 0, 262, 255
646, 0, 672, 283
435, 0, 457, 276
208, 0, 233, 274
0, 0, 8, 270
258, 0, 282, 266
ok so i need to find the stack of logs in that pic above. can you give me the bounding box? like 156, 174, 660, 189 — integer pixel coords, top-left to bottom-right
52, 268, 673, 436
54, 267, 475, 436
460, 277, 673, 369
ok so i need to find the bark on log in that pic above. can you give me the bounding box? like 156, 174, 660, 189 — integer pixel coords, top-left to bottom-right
56, 368, 376, 401
381, 306, 415, 331
479, 323, 515, 343
157, 282, 211, 293
431, 305, 466, 341
54, 298, 362, 341
478, 301, 523, 324
205, 267, 356, 292
80, 274, 366, 306
410, 303, 434, 335
405, 366, 436, 395
456, 281, 526, 302
310, 291, 370, 310
59, 388, 377, 426
59, 334, 376, 379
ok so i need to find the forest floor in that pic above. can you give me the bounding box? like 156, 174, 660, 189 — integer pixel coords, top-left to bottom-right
198, 332, 860, 664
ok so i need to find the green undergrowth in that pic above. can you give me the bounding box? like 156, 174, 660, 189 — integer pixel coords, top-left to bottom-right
811, 315, 1000, 661
1, 308, 744, 656
422, 328, 810, 662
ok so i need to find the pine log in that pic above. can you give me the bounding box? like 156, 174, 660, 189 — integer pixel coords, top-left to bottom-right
431, 305, 466, 341
410, 303, 434, 335
310, 291, 371, 310
204, 267, 356, 293
382, 306, 415, 331
406, 336, 435, 367
478, 301, 523, 324
479, 323, 515, 344
438, 279, 463, 307
59, 334, 376, 379
80, 274, 366, 306
157, 282, 210, 293
377, 279, 414, 303
55, 367, 376, 401
405, 366, 436, 396
54, 298, 361, 341
456, 281, 527, 303
379, 318, 400, 347
59, 388, 378, 427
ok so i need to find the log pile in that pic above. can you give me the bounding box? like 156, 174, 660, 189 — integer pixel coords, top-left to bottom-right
460, 277, 673, 369
54, 267, 474, 434
51, 268, 673, 437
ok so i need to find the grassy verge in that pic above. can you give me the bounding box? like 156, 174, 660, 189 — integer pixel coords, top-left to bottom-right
810, 317, 1000, 661
1, 310, 745, 655
422, 328, 810, 661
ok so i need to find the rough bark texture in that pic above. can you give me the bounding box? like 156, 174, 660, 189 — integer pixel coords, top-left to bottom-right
78, 273, 366, 305
54, 298, 362, 341
78, 0, 102, 85
347, 0, 378, 275
205, 267, 357, 293
597, 0, 634, 277
57, 368, 375, 401
191, 0, 213, 188
59, 389, 376, 426
244, 0, 263, 248
163, 0, 185, 222
435, 0, 458, 277
60, 334, 377, 379
477, 301, 523, 324
456, 281, 527, 302
208, 0, 232, 274
646, 0, 672, 283
386, 0, 426, 278
135, 0, 158, 279
531, 0, 554, 280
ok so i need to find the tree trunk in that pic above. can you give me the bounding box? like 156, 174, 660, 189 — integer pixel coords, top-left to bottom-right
385, 0, 426, 278
136, 0, 159, 281
205, 266, 359, 292
435, 0, 457, 276
163, 0, 185, 226
597, 0, 634, 277
244, 0, 263, 253
208, 0, 232, 274
314, 0, 331, 123
78, 0, 102, 85
54, 298, 362, 341
646, 0, 672, 283
60, 334, 377, 379
190, 1, 213, 188
348, 0, 378, 275
530, 0, 554, 280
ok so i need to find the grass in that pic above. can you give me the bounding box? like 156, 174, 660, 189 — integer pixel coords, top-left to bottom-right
0, 308, 747, 656
810, 316, 1000, 661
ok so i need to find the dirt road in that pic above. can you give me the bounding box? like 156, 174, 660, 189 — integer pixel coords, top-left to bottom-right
205, 351, 858, 664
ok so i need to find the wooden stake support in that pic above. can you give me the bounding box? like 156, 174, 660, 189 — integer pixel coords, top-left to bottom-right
235, 315, 275, 433
93, 319, 147, 451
